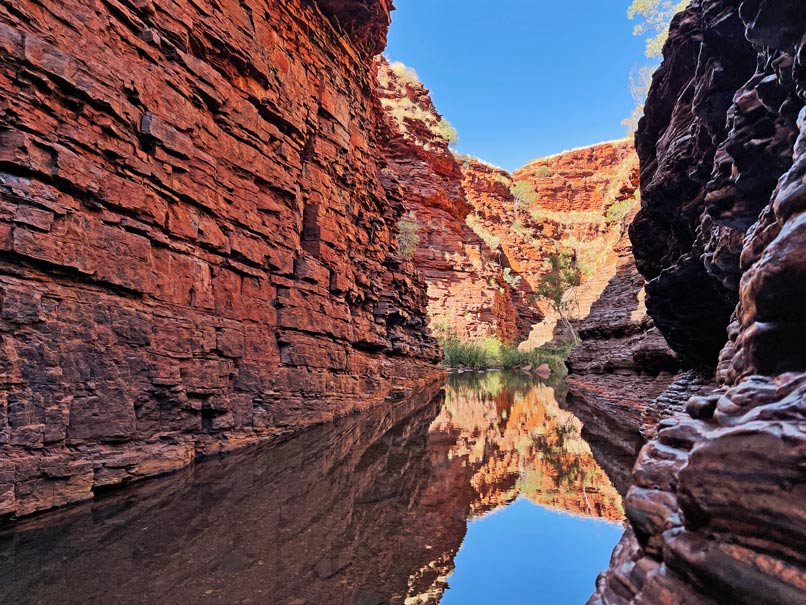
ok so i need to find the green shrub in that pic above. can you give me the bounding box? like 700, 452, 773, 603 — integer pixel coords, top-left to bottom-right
534, 250, 584, 342
430, 316, 453, 339
437, 118, 459, 146
605, 192, 639, 222
510, 181, 538, 207
442, 336, 502, 370
389, 61, 420, 85
397, 212, 419, 259
534, 165, 552, 178
466, 215, 501, 250
499, 344, 573, 376
440, 335, 573, 374
511, 219, 527, 237
503, 267, 522, 288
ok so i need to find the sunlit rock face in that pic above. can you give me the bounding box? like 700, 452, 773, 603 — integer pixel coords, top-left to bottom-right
376, 58, 536, 343
0, 0, 442, 518
593, 1, 806, 603
515, 141, 638, 214
461, 141, 643, 347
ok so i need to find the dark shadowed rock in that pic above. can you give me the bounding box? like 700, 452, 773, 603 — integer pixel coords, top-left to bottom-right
592, 1, 806, 603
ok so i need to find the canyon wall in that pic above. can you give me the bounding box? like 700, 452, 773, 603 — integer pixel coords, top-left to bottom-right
376, 59, 534, 343
565, 207, 679, 486
0, 0, 443, 518
375, 76, 647, 352
592, 1, 806, 603
462, 140, 642, 347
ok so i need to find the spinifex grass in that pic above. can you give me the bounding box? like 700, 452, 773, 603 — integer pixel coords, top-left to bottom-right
441, 335, 572, 375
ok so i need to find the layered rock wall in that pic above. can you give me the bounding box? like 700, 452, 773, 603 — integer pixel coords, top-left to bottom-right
463, 140, 642, 347
566, 209, 678, 433
0, 0, 441, 517
592, 1, 806, 603
376, 59, 535, 342
515, 141, 638, 212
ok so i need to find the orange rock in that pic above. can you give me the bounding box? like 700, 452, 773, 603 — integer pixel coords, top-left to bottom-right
0, 0, 441, 517
461, 141, 640, 347
376, 58, 535, 343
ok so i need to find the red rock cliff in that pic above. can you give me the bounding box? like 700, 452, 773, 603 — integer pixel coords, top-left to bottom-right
376, 59, 535, 343
0, 0, 442, 517
461, 140, 641, 346
566, 207, 678, 432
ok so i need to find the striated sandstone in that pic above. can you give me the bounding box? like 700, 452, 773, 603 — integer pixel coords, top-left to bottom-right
564, 204, 678, 497
566, 206, 678, 433
515, 141, 639, 212
462, 140, 642, 347
0, 0, 442, 517
376, 58, 536, 342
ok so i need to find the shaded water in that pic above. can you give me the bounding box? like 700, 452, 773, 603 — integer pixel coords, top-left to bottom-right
0, 372, 625, 604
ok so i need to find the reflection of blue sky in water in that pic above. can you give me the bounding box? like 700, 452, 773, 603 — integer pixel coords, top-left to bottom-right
441, 497, 624, 605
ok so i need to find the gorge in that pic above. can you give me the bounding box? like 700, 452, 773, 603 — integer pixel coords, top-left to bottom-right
1, 0, 805, 604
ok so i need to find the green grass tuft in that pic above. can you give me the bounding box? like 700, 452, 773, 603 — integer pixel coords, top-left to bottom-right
440, 335, 573, 375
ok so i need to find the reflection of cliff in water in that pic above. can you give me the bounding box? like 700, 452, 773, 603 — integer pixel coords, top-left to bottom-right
435, 372, 624, 522
0, 373, 624, 605
0, 380, 456, 605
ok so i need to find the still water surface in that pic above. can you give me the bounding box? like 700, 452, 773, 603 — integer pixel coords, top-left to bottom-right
0, 372, 625, 604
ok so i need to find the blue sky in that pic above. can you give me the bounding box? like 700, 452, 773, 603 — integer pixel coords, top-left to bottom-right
440, 498, 625, 605
386, 0, 645, 171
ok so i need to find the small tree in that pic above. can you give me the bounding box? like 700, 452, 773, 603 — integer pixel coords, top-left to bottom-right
389, 61, 420, 85
510, 180, 538, 213
534, 251, 583, 342
625, 0, 687, 133
397, 212, 420, 260
628, 0, 688, 59
437, 118, 459, 146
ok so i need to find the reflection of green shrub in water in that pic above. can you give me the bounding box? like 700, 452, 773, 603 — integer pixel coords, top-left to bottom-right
518, 422, 594, 495
446, 370, 548, 400
526, 419, 589, 492
446, 371, 506, 400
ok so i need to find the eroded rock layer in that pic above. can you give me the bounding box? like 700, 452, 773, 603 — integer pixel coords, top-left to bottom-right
0, 0, 442, 518
566, 207, 678, 433
592, 1, 806, 603
462, 140, 642, 347
376, 59, 535, 342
